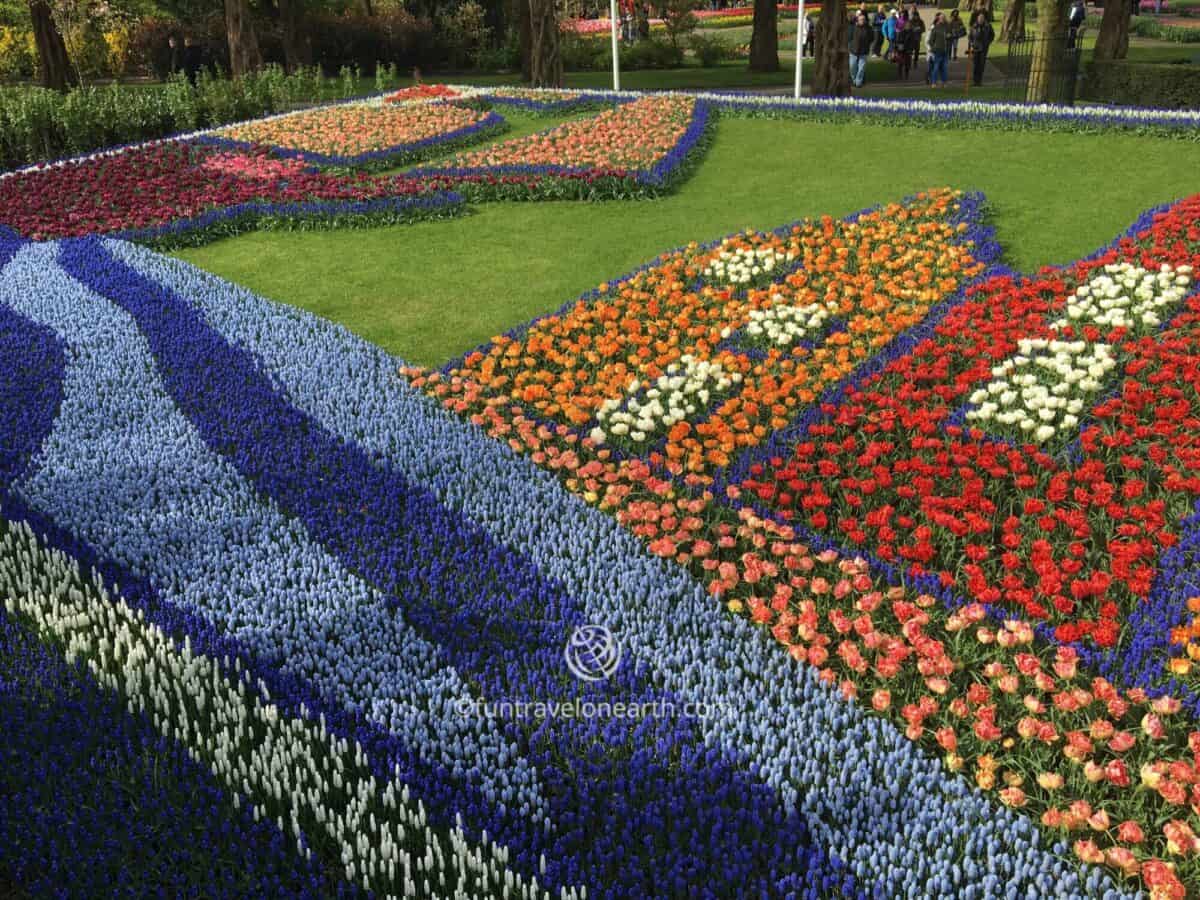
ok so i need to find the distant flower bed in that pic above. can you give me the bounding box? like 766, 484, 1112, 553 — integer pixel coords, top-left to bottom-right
383, 84, 465, 103
0, 141, 461, 244
210, 101, 506, 168
472, 87, 617, 115
409, 95, 712, 200
562, 5, 802, 34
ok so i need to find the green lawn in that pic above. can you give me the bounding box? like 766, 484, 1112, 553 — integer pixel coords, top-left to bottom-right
175, 112, 1200, 369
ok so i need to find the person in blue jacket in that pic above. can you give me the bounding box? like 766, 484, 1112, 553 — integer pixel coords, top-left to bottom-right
871, 4, 887, 56
882, 8, 899, 59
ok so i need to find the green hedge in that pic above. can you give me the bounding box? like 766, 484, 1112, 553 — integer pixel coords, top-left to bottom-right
1081, 58, 1200, 107
0, 66, 340, 172
1131, 16, 1200, 42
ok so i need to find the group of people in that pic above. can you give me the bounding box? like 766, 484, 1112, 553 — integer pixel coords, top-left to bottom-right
847, 4, 995, 89
167, 35, 208, 86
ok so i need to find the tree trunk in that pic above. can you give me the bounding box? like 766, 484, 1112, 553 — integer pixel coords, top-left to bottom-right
225, 0, 263, 77
528, 0, 561, 87
1026, 0, 1066, 102
748, 0, 779, 72
1000, 0, 1026, 42
519, 0, 533, 81
812, 0, 849, 95
1119, 0, 1135, 56
28, 0, 76, 91
1093, 0, 1131, 60
279, 0, 307, 71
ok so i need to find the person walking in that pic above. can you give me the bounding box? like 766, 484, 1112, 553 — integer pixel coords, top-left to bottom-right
927, 11, 950, 86
907, 4, 925, 45
1067, 0, 1086, 48
182, 35, 202, 86
894, 17, 916, 79
967, 10, 994, 86
804, 12, 816, 56
948, 9, 966, 60
871, 4, 887, 56
907, 4, 926, 75
849, 9, 874, 87
882, 8, 899, 58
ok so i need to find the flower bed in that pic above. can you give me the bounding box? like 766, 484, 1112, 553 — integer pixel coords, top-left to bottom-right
208, 100, 507, 169
733, 211, 1200, 653
0, 575, 344, 899
1, 222, 1142, 898
383, 84, 465, 103
0, 520, 555, 900
11, 158, 1200, 895
471, 87, 624, 115
400, 190, 1200, 897
705, 90, 1200, 137
0, 233, 872, 900
0, 140, 463, 246
464, 87, 1200, 138
441, 190, 985, 476
408, 95, 712, 200
563, 5, 803, 34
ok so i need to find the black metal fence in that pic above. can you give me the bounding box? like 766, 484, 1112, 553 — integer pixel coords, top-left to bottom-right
1002, 28, 1087, 104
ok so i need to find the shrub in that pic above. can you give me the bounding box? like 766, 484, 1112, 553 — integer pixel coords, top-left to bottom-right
104, 28, 133, 78
0, 27, 36, 82
437, 0, 492, 69
306, 11, 439, 76
128, 11, 438, 81
1131, 16, 1200, 41
623, 37, 686, 68
690, 32, 734, 66
65, 20, 115, 81
473, 28, 522, 71
560, 31, 609, 70
655, 0, 701, 49
0, 65, 317, 172
1081, 58, 1200, 108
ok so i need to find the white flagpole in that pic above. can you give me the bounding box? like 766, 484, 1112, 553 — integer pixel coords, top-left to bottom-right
793, 0, 805, 99
611, 0, 622, 91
